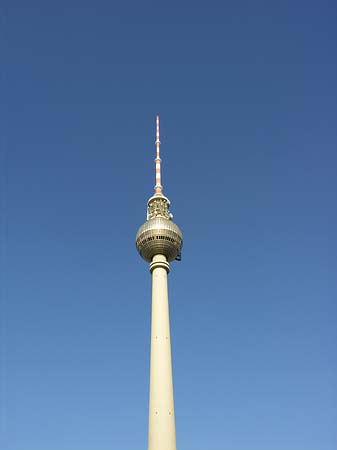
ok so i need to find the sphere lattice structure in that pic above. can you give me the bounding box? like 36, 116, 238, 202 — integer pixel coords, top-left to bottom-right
136, 217, 183, 262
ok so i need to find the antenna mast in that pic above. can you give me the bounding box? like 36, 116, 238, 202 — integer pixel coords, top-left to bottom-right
154, 115, 163, 195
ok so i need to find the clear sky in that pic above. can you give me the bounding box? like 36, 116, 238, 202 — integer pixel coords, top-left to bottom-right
2, 1, 336, 450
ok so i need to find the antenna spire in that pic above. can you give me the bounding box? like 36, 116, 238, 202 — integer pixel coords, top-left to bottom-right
154, 115, 163, 195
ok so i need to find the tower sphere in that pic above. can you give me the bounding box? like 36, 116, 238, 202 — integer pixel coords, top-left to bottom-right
136, 216, 183, 263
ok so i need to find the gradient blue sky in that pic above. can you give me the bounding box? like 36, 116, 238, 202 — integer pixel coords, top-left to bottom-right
2, 1, 337, 450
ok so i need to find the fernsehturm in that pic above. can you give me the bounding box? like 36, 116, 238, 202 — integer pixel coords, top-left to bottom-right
136, 116, 183, 450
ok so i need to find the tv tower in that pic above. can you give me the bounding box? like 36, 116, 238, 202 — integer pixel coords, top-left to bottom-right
136, 116, 183, 450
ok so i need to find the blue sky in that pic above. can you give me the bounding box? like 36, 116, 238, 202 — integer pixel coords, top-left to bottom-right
2, 1, 336, 449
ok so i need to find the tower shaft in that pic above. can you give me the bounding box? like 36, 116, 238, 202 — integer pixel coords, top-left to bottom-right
148, 254, 176, 450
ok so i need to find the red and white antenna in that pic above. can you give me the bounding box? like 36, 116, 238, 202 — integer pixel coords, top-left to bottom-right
154, 115, 163, 195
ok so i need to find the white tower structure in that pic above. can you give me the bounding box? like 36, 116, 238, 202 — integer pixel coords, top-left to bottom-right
136, 116, 183, 450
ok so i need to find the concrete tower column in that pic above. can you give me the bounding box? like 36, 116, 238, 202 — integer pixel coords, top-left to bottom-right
148, 254, 176, 450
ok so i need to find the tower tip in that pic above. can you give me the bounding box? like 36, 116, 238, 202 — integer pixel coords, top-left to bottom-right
154, 115, 162, 195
